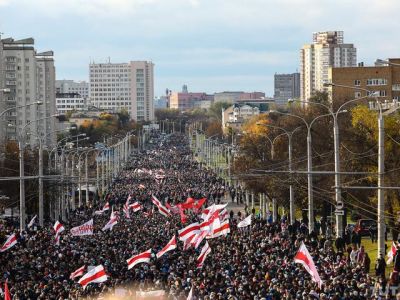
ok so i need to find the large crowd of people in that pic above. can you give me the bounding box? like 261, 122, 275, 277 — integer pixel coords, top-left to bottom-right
1, 131, 400, 299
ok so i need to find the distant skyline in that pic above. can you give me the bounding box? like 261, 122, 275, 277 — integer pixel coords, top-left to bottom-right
1, 0, 399, 96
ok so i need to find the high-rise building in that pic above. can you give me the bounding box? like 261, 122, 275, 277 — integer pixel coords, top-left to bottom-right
0, 37, 56, 146
300, 31, 357, 101
274, 73, 300, 106
89, 61, 154, 121
56, 80, 89, 98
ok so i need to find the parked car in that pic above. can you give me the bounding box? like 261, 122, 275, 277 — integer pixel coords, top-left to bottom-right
354, 219, 377, 236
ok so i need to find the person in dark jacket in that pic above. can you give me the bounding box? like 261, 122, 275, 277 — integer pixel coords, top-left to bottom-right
375, 254, 387, 278
394, 246, 400, 272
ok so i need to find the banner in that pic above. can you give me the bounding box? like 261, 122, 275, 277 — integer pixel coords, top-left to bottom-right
71, 219, 94, 236
136, 290, 166, 299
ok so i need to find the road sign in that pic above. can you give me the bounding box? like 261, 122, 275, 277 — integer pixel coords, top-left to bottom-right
336, 200, 344, 210
335, 210, 344, 216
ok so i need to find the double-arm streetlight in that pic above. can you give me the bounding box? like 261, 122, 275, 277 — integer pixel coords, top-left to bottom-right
269, 110, 335, 233
257, 123, 302, 224
325, 81, 398, 256
17, 114, 58, 230
289, 94, 371, 237
27, 128, 72, 226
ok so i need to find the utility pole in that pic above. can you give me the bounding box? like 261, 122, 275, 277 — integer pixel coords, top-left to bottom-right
377, 105, 385, 257
38, 140, 44, 226
18, 140, 25, 231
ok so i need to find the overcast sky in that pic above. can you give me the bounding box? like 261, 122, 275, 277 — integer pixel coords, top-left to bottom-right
1, 0, 399, 96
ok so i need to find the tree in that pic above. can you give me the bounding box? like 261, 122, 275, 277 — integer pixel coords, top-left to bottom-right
208, 101, 231, 121
205, 120, 223, 138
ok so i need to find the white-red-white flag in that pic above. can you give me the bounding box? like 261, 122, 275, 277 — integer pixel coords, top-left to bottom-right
156, 236, 177, 259
53, 221, 65, 245
95, 202, 110, 215
127, 249, 152, 270
197, 241, 211, 268
0, 233, 18, 252
71, 219, 94, 236
152, 195, 171, 217
201, 203, 227, 220
70, 265, 86, 280
27, 215, 37, 228
208, 219, 230, 239
123, 196, 131, 219
102, 210, 118, 231
183, 234, 196, 251
78, 265, 108, 289
178, 222, 200, 241
387, 241, 398, 264
237, 215, 252, 228
129, 202, 142, 212
103, 202, 110, 211
294, 242, 322, 287
193, 231, 208, 249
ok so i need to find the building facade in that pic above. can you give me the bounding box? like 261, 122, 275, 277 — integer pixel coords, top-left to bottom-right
154, 96, 168, 109
56, 93, 87, 114
222, 104, 260, 133
169, 92, 214, 111
214, 91, 244, 104
89, 61, 154, 121
300, 31, 357, 101
56, 80, 89, 98
328, 58, 400, 106
0, 37, 56, 147
274, 73, 300, 106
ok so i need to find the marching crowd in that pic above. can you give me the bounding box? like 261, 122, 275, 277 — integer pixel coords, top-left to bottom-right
1, 132, 400, 299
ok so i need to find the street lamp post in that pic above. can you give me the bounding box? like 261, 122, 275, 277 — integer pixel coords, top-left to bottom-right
17, 114, 57, 230
325, 82, 393, 256
270, 111, 333, 233
257, 124, 302, 224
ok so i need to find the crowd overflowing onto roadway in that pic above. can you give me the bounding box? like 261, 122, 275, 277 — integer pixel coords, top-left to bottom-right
1, 132, 400, 299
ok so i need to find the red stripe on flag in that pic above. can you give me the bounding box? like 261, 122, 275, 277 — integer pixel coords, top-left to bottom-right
79, 269, 107, 287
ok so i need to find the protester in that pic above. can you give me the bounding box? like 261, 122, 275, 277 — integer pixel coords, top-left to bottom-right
0, 131, 392, 299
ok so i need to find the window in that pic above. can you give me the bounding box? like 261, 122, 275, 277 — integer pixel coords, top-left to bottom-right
354, 80, 361, 86
366, 78, 387, 86
392, 84, 400, 91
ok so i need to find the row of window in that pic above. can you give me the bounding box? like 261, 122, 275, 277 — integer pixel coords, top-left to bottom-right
354, 79, 388, 86
57, 105, 85, 108
95, 102, 131, 106
355, 90, 387, 98
92, 93, 130, 97
5, 57, 30, 63
56, 99, 85, 103
91, 87, 130, 91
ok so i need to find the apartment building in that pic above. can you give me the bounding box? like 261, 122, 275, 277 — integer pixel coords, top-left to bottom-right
300, 31, 357, 101
89, 61, 154, 121
274, 73, 300, 106
328, 58, 400, 106
56, 80, 89, 98
56, 93, 87, 114
0, 37, 56, 146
